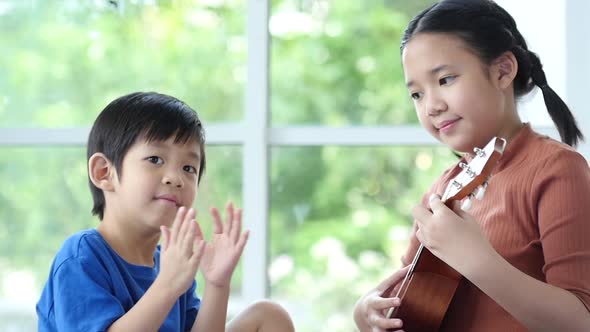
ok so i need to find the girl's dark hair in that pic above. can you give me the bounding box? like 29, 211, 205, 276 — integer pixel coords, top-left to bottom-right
87, 92, 206, 220
402, 0, 583, 147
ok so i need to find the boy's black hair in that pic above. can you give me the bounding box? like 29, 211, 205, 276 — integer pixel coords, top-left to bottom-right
401, 0, 583, 147
87, 92, 206, 220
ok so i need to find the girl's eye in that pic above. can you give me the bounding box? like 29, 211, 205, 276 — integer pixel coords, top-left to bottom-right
439, 76, 456, 85
184, 165, 197, 174
146, 156, 164, 165
410, 92, 423, 100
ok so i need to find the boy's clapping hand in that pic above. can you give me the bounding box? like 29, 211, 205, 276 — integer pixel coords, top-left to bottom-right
159, 207, 206, 297
200, 202, 250, 288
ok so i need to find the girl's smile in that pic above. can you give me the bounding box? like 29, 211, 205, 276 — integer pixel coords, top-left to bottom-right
436, 118, 462, 134
402, 33, 522, 152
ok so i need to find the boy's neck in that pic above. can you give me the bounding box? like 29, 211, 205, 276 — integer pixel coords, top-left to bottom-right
96, 219, 160, 267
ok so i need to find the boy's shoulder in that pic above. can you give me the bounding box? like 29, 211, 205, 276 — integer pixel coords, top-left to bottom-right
52, 229, 109, 272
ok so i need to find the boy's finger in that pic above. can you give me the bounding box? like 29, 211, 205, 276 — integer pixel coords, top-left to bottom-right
230, 208, 242, 244
181, 220, 196, 255
170, 206, 186, 243
211, 207, 223, 234
177, 208, 194, 244
190, 240, 206, 267
193, 219, 204, 241
235, 230, 249, 255
160, 226, 170, 250
224, 201, 234, 235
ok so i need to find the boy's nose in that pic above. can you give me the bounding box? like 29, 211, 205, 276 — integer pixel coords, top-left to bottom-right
162, 173, 184, 188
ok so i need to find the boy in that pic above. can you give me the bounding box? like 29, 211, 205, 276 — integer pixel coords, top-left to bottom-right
36, 92, 294, 331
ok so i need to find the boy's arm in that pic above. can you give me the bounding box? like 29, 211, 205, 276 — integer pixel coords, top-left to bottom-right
190, 203, 249, 332
106, 278, 180, 331
191, 282, 231, 332
109, 207, 207, 331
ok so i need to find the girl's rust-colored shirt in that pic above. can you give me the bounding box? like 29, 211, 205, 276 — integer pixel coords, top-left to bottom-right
401, 124, 590, 331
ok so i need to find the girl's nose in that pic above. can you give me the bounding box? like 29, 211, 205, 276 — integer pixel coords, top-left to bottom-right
426, 94, 448, 116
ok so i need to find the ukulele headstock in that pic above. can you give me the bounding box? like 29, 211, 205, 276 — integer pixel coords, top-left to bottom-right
442, 137, 506, 209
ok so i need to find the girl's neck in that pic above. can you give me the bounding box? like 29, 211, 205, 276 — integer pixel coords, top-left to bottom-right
496, 100, 524, 145
498, 120, 525, 145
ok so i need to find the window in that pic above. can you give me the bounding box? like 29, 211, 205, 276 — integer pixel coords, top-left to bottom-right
1, 1, 579, 331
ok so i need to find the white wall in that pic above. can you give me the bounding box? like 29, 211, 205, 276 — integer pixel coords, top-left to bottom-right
497, 0, 590, 160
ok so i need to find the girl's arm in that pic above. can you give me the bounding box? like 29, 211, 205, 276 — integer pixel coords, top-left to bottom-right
414, 151, 590, 331
466, 152, 590, 331
466, 248, 590, 332
416, 195, 590, 332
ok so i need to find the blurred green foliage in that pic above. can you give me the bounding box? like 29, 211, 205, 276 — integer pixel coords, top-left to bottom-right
0, 1, 460, 331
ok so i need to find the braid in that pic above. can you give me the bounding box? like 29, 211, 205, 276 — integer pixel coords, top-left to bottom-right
528, 52, 548, 87
503, 14, 583, 147
525, 51, 584, 146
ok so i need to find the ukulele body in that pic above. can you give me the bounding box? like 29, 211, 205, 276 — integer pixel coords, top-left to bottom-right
384, 137, 506, 332
387, 249, 461, 332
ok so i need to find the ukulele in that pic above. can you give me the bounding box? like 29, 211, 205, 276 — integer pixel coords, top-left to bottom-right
384, 136, 507, 332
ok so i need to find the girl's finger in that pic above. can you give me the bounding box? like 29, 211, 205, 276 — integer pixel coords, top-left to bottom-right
371, 296, 401, 311
369, 313, 403, 330
416, 228, 424, 244
376, 265, 411, 292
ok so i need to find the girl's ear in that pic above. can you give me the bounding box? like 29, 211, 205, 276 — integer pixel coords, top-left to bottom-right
492, 51, 518, 90
88, 153, 116, 192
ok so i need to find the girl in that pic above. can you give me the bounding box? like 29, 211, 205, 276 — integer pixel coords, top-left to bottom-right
353, 1, 590, 331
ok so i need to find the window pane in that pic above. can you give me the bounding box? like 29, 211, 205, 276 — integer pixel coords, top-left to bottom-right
0, 145, 241, 330
269, 146, 457, 331
270, 0, 436, 125
0, 0, 246, 127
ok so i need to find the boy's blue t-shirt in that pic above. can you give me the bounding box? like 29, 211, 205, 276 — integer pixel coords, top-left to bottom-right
36, 229, 201, 332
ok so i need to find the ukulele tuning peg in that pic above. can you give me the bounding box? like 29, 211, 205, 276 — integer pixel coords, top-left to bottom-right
476, 181, 489, 200
461, 195, 473, 211
473, 147, 486, 157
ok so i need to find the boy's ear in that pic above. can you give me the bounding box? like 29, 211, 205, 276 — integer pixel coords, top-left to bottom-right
88, 153, 116, 192
492, 51, 518, 90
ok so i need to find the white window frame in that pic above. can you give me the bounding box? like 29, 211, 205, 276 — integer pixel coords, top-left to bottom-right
1, 0, 588, 316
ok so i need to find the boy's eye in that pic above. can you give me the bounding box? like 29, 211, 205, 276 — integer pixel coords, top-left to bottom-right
410, 92, 423, 100
146, 156, 164, 164
184, 165, 197, 174
439, 76, 456, 85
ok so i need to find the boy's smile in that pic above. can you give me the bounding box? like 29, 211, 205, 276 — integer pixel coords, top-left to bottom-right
155, 194, 181, 207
